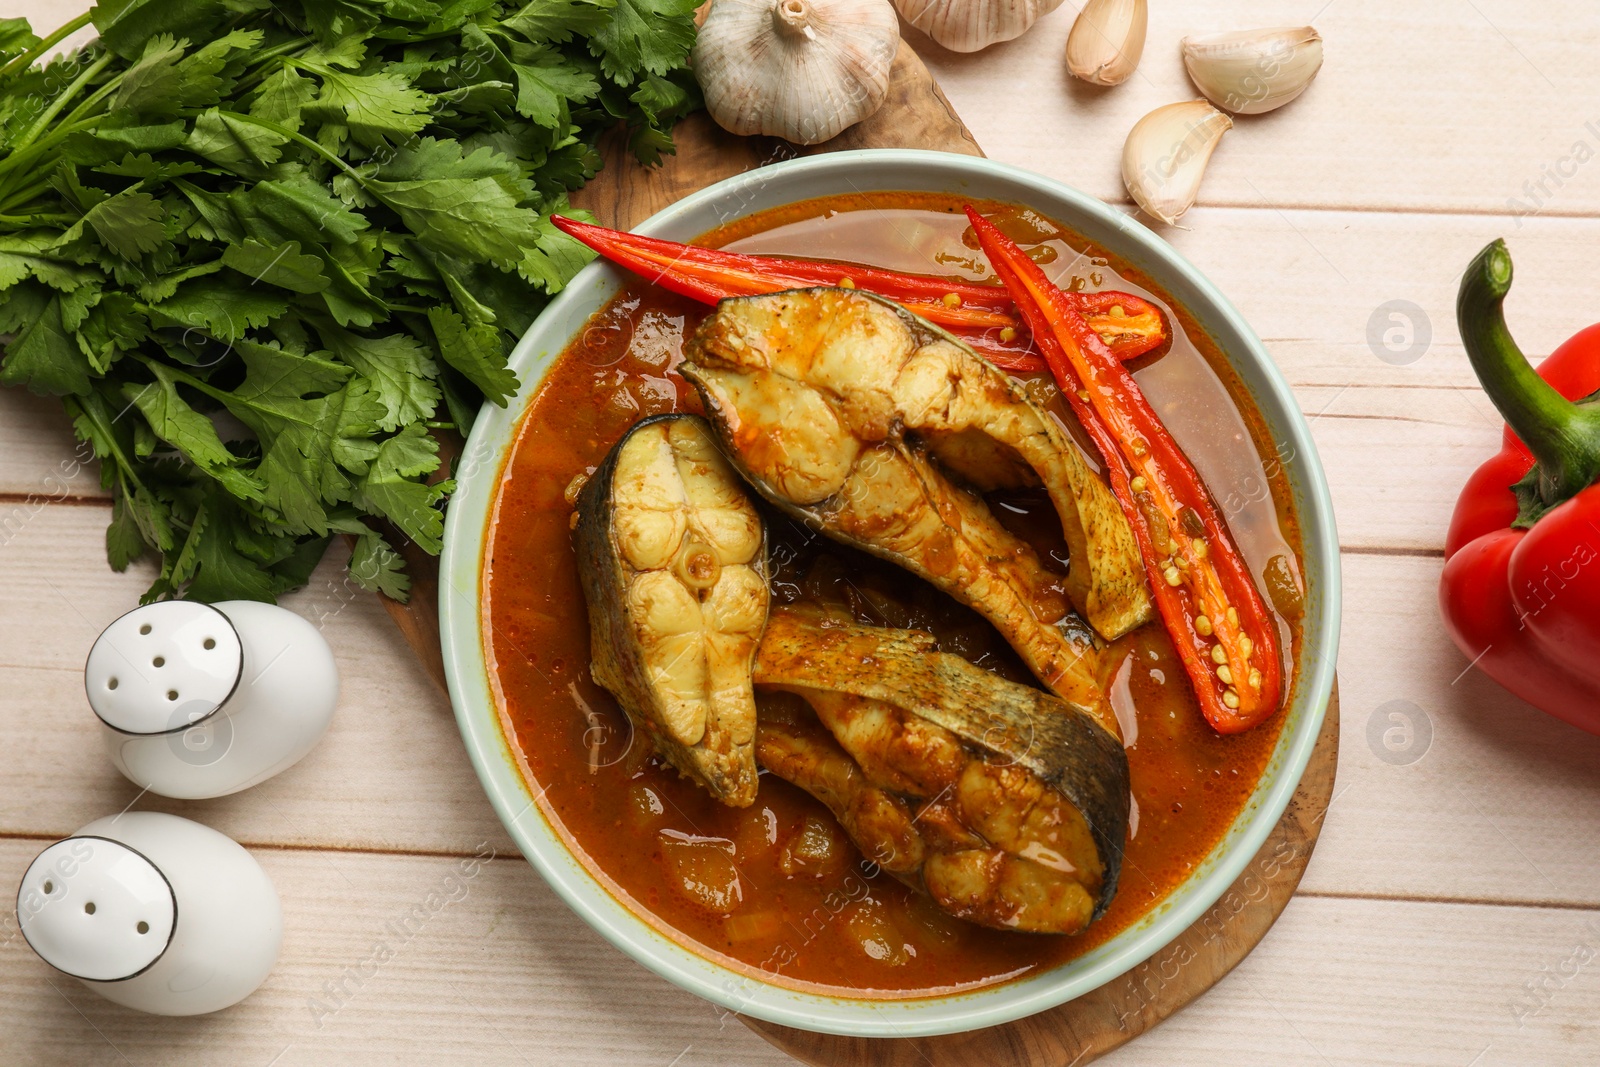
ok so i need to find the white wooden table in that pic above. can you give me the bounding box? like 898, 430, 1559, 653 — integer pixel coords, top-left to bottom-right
5, 3, 1599, 1064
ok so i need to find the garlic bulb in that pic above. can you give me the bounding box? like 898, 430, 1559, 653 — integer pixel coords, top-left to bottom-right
1065, 0, 1146, 86
1182, 27, 1324, 115
694, 0, 901, 146
1121, 101, 1233, 225
894, 0, 1064, 53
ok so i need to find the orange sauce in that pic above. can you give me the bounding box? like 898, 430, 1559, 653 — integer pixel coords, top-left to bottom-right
483, 193, 1302, 997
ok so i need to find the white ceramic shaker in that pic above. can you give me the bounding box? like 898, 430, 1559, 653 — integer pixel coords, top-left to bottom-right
15, 812, 282, 1015
85, 600, 338, 799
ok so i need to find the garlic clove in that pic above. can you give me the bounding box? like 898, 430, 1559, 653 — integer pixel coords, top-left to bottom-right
1121, 100, 1233, 225
1182, 26, 1324, 115
694, 0, 902, 146
1065, 0, 1147, 86
894, 0, 1064, 53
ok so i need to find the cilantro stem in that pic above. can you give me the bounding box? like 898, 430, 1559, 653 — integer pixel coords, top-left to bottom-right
12, 50, 113, 151
0, 177, 55, 213
62, 392, 149, 497
0, 115, 104, 183
230, 41, 316, 97
0, 11, 93, 82
0, 213, 76, 226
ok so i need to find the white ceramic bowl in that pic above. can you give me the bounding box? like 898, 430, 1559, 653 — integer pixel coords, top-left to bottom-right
440, 150, 1341, 1038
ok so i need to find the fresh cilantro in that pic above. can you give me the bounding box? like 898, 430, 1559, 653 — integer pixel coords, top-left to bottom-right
0, 0, 698, 602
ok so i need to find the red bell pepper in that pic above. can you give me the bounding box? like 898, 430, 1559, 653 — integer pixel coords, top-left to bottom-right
964, 206, 1283, 734
549, 215, 1169, 372
1440, 239, 1600, 735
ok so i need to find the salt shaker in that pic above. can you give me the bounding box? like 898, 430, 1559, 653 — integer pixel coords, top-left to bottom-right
15, 812, 282, 1015
86, 600, 338, 799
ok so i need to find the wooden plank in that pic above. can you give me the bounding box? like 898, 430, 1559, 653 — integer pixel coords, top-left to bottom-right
5, 506, 1598, 912
0, 840, 792, 1066
1, 838, 1594, 1065
1299, 552, 1600, 909
1092, 895, 1600, 1066
921, 0, 1600, 218
0, 506, 514, 857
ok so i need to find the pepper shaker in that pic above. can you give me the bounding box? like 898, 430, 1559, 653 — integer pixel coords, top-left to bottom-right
86, 600, 338, 799
15, 812, 282, 1015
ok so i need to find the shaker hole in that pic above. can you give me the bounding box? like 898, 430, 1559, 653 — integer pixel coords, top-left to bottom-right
152, 656, 165, 668
136, 921, 149, 935
166, 690, 179, 701
42, 880, 53, 894
107, 678, 118, 691
84, 902, 96, 915
203, 638, 216, 650
139, 624, 151, 635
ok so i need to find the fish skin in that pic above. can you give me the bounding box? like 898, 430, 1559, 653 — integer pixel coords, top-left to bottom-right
755, 605, 1130, 926
682, 287, 1150, 722
574, 414, 766, 807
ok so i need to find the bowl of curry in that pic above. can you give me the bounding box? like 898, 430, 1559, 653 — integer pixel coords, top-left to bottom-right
439, 150, 1340, 1037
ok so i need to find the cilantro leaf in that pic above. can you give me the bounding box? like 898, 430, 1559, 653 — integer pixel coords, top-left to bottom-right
82, 189, 167, 261
366, 138, 540, 270
353, 422, 449, 553
221, 238, 330, 294
592, 0, 698, 82
151, 276, 287, 341
186, 108, 288, 174
319, 322, 441, 431
512, 47, 599, 127
248, 65, 317, 133
502, 0, 615, 43
0, 288, 91, 395
428, 305, 516, 405
305, 64, 435, 146
123, 364, 266, 502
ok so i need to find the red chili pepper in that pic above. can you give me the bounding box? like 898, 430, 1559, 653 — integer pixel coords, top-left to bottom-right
964, 206, 1283, 734
1440, 239, 1600, 735
550, 215, 1168, 371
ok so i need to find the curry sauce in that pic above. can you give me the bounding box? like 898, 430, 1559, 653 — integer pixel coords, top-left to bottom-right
482, 193, 1302, 996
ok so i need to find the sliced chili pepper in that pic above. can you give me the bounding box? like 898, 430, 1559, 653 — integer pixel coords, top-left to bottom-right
550, 215, 1168, 370
964, 206, 1283, 734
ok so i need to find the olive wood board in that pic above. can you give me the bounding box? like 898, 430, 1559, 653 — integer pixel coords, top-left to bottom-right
380, 37, 1342, 1067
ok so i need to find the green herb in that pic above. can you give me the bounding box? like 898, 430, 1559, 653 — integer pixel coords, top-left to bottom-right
0, 0, 700, 602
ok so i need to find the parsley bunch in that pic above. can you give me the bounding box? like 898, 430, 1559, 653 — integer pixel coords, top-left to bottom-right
0, 0, 699, 601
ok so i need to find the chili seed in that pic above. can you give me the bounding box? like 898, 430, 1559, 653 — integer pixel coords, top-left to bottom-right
1249, 669, 1263, 690
1077, 389, 1090, 401
1163, 566, 1181, 586
1239, 634, 1253, 658
1195, 615, 1213, 636
999, 326, 1017, 342
839, 276, 856, 289
1109, 304, 1126, 318
1217, 665, 1233, 685
942, 292, 962, 308
1211, 645, 1227, 665
1131, 438, 1149, 456
1227, 607, 1239, 627
1192, 538, 1209, 558
1223, 689, 1241, 709
1130, 475, 1147, 492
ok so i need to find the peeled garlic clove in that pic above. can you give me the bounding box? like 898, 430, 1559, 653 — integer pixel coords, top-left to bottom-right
1121, 101, 1232, 225
694, 0, 901, 146
1182, 26, 1324, 115
894, 0, 1064, 53
1065, 0, 1147, 86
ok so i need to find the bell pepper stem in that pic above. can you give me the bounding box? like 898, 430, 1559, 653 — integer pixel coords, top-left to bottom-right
1457, 238, 1600, 506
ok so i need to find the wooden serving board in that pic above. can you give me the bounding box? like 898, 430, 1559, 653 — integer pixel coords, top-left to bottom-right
381, 38, 1341, 1067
